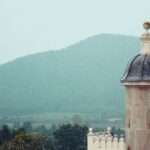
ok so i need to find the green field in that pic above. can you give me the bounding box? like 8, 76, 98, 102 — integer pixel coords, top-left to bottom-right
0, 112, 124, 129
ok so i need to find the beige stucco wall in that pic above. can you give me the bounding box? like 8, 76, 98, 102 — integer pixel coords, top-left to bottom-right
124, 83, 150, 150
87, 132, 125, 150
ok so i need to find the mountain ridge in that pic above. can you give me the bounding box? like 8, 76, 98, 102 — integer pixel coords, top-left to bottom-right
0, 34, 140, 121
0, 34, 138, 67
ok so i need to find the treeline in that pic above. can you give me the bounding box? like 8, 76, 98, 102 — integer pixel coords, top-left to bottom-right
0, 123, 88, 150
0, 121, 125, 150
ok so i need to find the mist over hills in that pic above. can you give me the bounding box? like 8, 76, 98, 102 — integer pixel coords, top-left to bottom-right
0, 34, 140, 120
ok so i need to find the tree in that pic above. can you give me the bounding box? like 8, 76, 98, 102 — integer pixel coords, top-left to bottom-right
22, 121, 33, 132
54, 124, 88, 150
0, 125, 12, 142
44, 138, 56, 150
34, 125, 46, 133
111, 127, 125, 138
72, 115, 82, 125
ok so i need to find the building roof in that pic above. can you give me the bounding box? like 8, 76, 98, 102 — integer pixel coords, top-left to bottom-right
121, 22, 150, 83
121, 54, 150, 82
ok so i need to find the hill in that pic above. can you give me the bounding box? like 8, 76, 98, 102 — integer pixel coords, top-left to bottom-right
0, 34, 140, 123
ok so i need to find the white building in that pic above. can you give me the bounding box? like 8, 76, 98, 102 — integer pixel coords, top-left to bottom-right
87, 128, 125, 150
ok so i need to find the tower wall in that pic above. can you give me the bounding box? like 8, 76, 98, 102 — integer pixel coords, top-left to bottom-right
124, 83, 150, 150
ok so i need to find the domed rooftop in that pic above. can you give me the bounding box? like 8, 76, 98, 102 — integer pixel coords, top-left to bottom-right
121, 54, 150, 82
121, 22, 150, 83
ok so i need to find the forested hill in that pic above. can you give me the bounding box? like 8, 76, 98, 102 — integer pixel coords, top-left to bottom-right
0, 34, 140, 118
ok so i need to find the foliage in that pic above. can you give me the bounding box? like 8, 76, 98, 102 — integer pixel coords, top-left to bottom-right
111, 126, 125, 138
54, 124, 88, 150
0, 125, 56, 150
0, 123, 89, 150
34, 125, 46, 134
22, 121, 33, 132
0, 125, 12, 144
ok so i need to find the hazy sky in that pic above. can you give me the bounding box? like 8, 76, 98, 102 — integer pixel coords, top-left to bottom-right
0, 0, 150, 64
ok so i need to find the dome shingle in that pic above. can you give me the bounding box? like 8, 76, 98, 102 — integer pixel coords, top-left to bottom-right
121, 54, 150, 82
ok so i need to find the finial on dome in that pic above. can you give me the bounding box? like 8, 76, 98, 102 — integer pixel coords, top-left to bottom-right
143, 21, 150, 31
140, 22, 150, 55
89, 128, 93, 133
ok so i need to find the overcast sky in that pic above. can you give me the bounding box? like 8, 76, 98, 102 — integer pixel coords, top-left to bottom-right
0, 0, 150, 64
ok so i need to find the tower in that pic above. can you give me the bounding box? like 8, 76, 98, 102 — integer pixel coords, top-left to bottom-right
121, 22, 150, 150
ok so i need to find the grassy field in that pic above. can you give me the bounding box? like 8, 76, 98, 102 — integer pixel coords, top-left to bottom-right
0, 112, 124, 129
